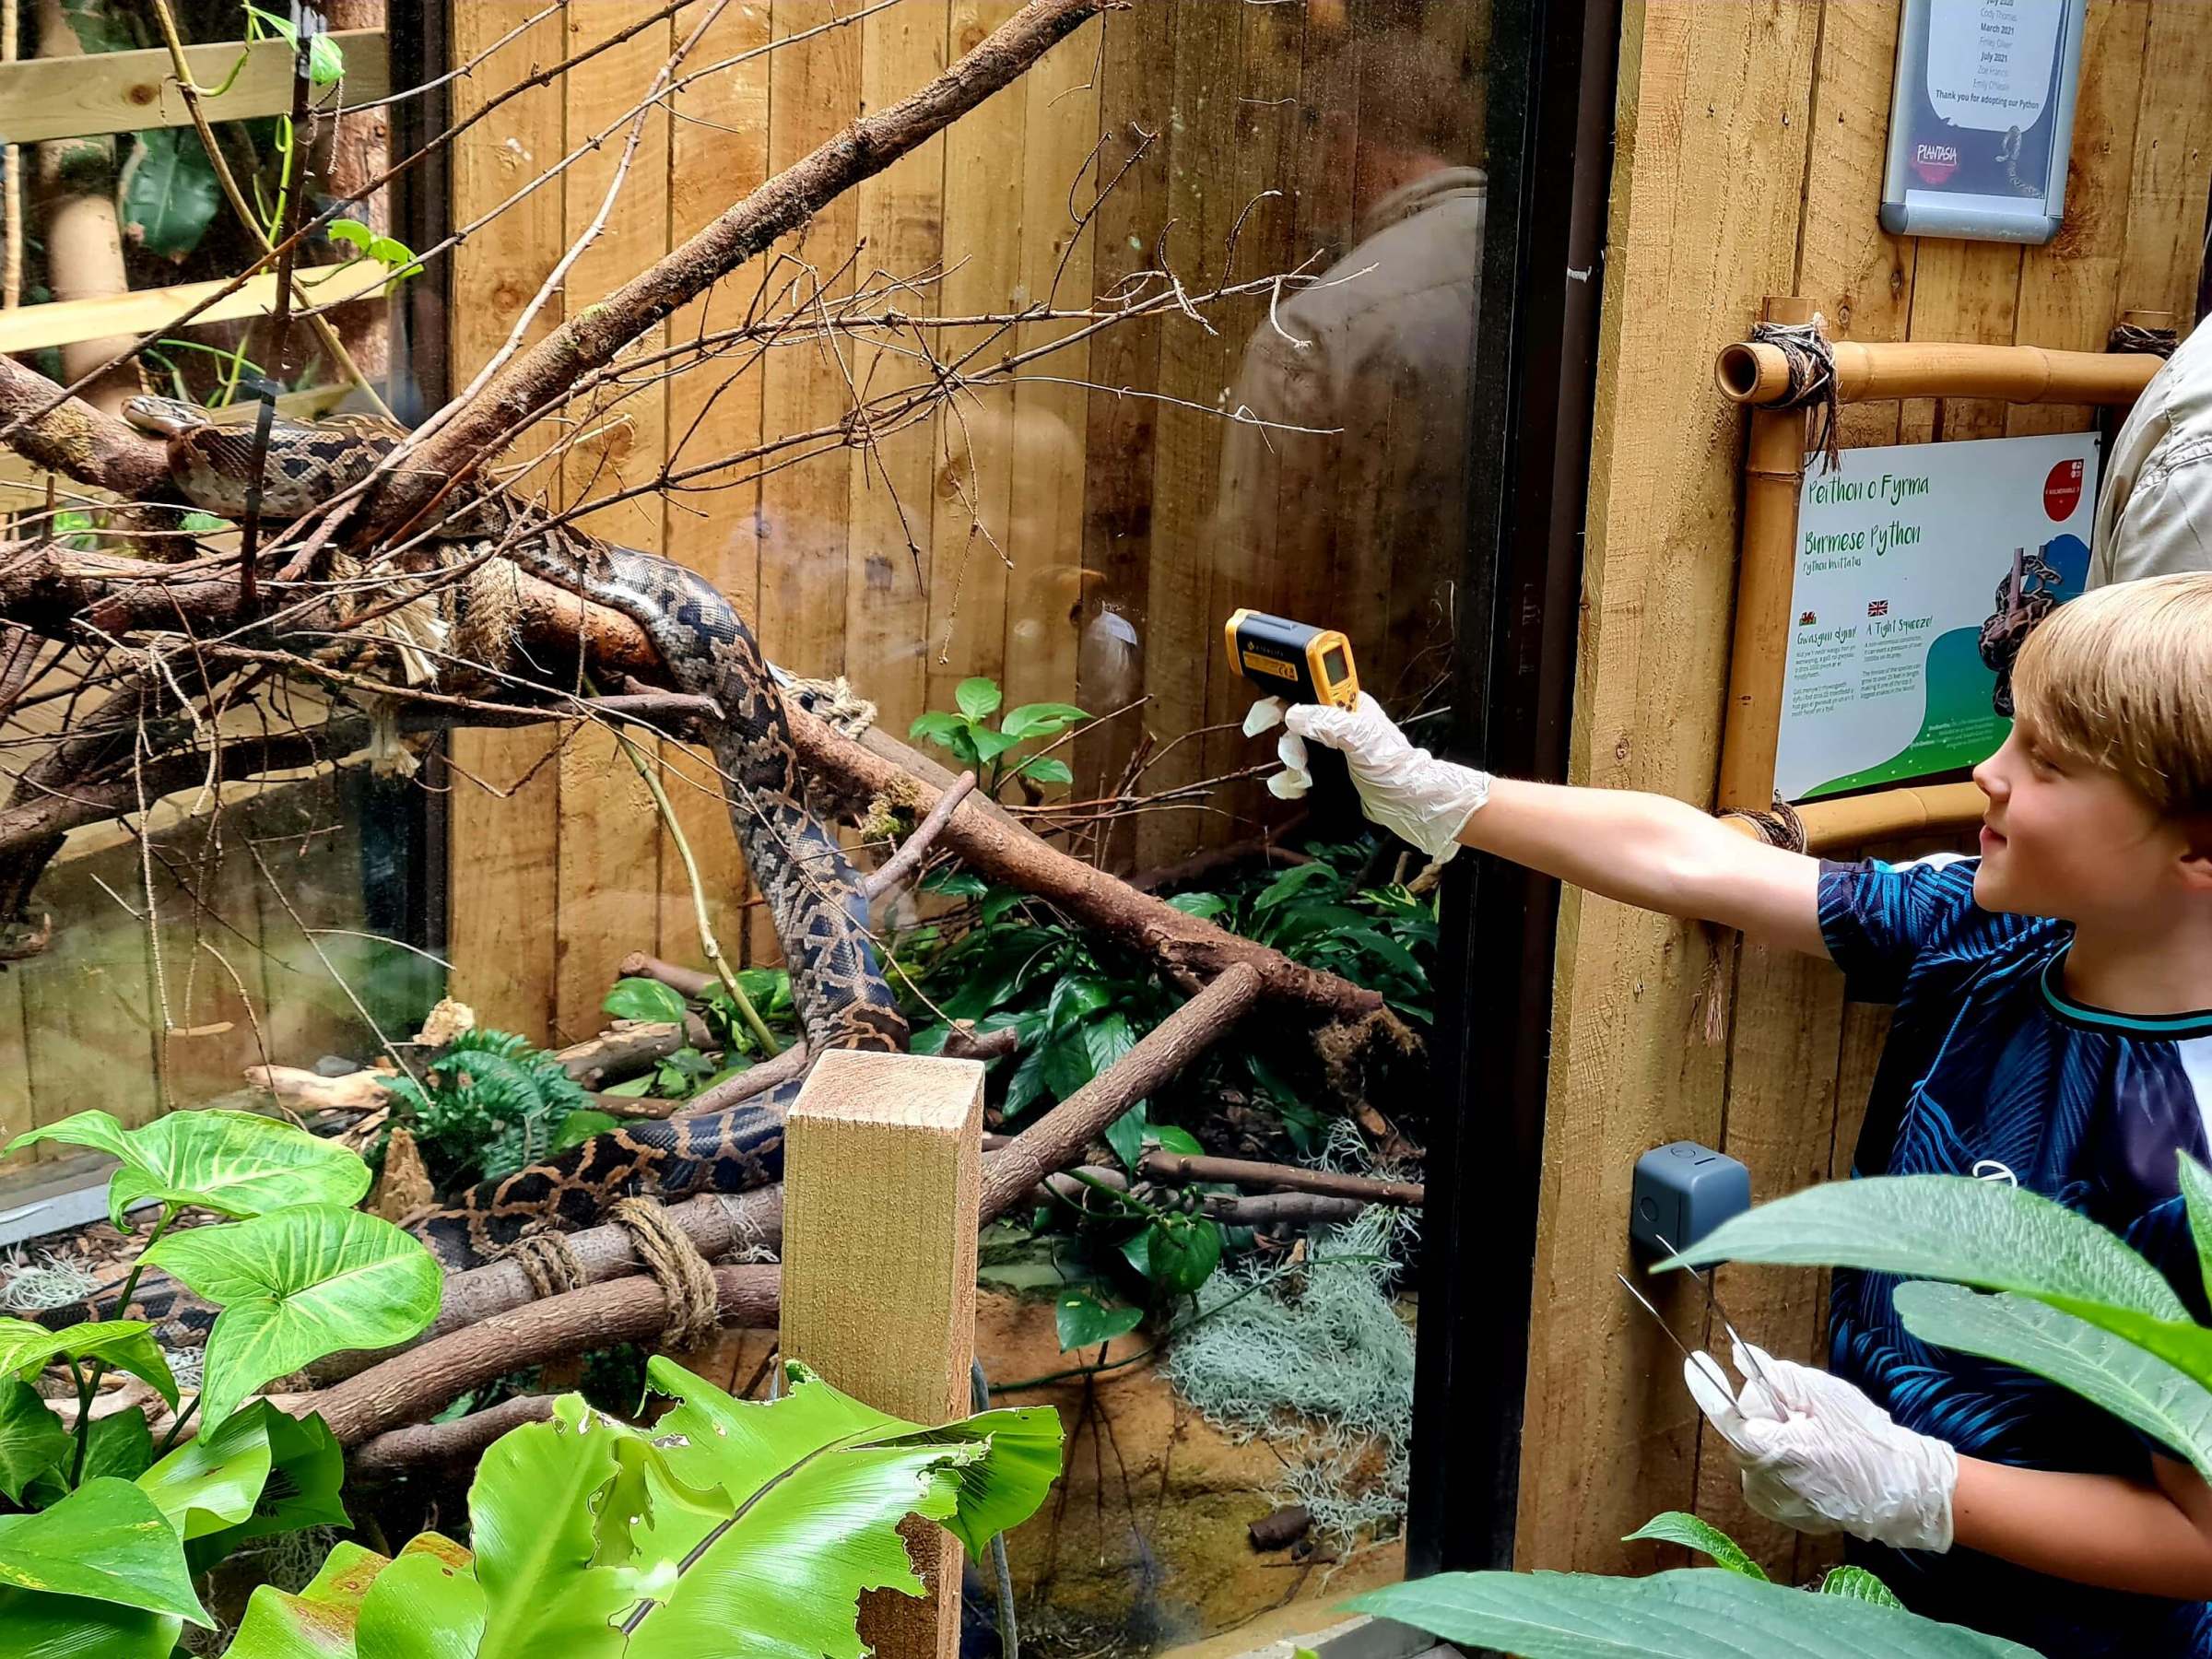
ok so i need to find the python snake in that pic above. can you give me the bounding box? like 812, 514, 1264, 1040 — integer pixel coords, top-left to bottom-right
119, 394, 909, 1272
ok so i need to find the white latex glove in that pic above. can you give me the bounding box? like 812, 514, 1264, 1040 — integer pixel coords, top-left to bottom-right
1684, 1340, 1957, 1553
1244, 692, 1490, 862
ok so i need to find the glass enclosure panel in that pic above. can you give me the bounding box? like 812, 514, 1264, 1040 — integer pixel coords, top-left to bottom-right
0, 3, 1499, 1653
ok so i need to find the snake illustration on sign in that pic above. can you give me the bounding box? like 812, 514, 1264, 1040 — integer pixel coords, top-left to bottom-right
1774, 430, 2100, 803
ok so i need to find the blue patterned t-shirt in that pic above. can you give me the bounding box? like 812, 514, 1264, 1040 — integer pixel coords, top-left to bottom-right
1819, 854, 2212, 1656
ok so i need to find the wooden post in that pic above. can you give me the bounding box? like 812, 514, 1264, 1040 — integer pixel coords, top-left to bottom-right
780, 1049, 985, 1659
1715, 296, 1813, 813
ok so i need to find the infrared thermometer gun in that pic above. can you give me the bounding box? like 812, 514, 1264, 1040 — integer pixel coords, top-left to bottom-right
1221, 609, 1360, 708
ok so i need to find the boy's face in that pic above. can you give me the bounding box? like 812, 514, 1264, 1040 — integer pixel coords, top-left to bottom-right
1971, 723, 2199, 924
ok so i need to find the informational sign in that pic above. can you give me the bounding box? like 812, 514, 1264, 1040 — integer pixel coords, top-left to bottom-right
1881, 0, 2087, 243
1775, 431, 2100, 803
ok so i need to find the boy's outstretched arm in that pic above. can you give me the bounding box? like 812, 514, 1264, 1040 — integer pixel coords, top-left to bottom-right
1952, 1453, 2212, 1601
1268, 695, 1826, 957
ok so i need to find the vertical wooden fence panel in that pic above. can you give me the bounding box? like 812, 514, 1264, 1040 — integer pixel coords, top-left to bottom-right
447, 1, 568, 1040
1517, 0, 1818, 1573
552, 0, 675, 1041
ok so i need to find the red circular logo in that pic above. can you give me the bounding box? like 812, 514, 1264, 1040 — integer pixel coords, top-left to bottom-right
2043, 459, 2085, 521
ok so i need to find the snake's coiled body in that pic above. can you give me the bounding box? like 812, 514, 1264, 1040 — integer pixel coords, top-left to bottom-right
124, 396, 907, 1268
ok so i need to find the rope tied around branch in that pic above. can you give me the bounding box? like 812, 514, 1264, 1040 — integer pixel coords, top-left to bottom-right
608, 1196, 722, 1349
494, 1224, 588, 1300
1750, 315, 1842, 475
490, 1199, 721, 1348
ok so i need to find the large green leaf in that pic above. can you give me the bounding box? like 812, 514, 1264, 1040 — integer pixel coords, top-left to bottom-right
0, 1316, 178, 1407
144, 1206, 441, 1432
465, 1398, 631, 1659
1622, 1512, 1768, 1581
1350, 1568, 2041, 1657
2178, 1153, 2212, 1314
81, 1406, 155, 1485
136, 1400, 272, 1538
355, 1547, 488, 1659
1662, 1174, 2212, 1386
227, 1536, 471, 1659
0, 1589, 182, 1658
0, 1477, 208, 1625
0, 1379, 70, 1501
6, 1108, 369, 1227
1893, 1281, 2212, 1480
642, 1358, 1062, 1563
120, 129, 221, 259
955, 677, 1003, 720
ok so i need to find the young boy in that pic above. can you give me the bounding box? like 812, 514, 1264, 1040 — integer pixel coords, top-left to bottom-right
1259, 571, 2212, 1654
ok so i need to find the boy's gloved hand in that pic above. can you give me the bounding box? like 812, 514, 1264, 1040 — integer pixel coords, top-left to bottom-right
1684, 1340, 1957, 1553
1244, 692, 1490, 863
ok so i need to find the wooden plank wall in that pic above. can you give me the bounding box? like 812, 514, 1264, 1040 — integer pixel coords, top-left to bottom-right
445, 0, 1494, 1040
1520, 0, 2212, 1581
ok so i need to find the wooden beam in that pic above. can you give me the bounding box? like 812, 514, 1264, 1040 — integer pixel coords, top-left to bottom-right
0, 29, 388, 146
781, 1050, 984, 1659
0, 261, 388, 355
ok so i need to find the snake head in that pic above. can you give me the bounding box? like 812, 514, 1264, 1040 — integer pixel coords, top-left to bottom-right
122, 394, 211, 438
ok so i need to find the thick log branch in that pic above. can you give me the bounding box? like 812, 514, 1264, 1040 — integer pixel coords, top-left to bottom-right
0, 355, 171, 497
982, 963, 1263, 1219
307, 1263, 781, 1445
348, 1394, 559, 1479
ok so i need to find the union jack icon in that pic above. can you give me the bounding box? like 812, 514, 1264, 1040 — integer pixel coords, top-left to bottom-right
1868, 600, 1889, 618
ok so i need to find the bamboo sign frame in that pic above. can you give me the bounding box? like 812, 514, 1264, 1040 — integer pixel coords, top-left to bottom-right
1712, 299, 2159, 852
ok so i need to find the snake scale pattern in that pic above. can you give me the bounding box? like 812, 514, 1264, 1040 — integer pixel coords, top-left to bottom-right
124, 395, 909, 1270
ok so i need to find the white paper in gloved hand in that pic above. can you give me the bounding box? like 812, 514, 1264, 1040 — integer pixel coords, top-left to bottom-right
1261, 692, 1490, 861
1684, 1340, 1956, 1553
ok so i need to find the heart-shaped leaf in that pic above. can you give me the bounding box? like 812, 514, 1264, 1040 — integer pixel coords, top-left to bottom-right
0, 1315, 179, 1406
1055, 1287, 1143, 1352
0, 1477, 209, 1624
82, 1406, 156, 1485
602, 977, 688, 1024
144, 1206, 441, 1432
120, 129, 220, 260
0, 1590, 181, 1657
187, 1408, 348, 1574
6, 1108, 370, 1227
137, 1398, 273, 1538
1137, 1215, 1222, 1297
0, 1379, 70, 1500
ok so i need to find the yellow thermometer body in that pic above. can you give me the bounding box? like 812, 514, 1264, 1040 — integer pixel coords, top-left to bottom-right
1223, 609, 1360, 708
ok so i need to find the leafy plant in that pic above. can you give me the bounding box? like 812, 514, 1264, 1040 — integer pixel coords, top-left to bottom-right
119, 128, 222, 260
598, 971, 795, 1103
0, 1109, 444, 1653
218, 1358, 1060, 1657
909, 677, 1089, 796
383, 1029, 600, 1182
1352, 1162, 2212, 1655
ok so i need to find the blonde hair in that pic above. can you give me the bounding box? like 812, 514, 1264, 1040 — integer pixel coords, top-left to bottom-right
2009, 571, 2212, 818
